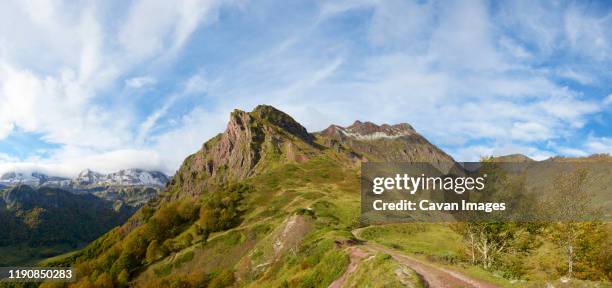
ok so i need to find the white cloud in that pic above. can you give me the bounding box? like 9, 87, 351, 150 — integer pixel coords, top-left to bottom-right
0, 0, 610, 176
0, 64, 130, 149
495, 1, 612, 61
365, 0, 434, 48
150, 106, 228, 173
0, 121, 13, 140
184, 74, 209, 94
555, 147, 588, 157
119, 0, 182, 59
603, 94, 612, 106
0, 0, 233, 175
450, 144, 554, 162
0, 148, 163, 177
584, 137, 612, 154
556, 68, 593, 85
510, 122, 552, 142
498, 37, 531, 60
125, 76, 157, 88
564, 4, 611, 60
0, 153, 18, 163
198, 0, 608, 163
136, 73, 210, 145
552, 136, 612, 158
119, 0, 225, 60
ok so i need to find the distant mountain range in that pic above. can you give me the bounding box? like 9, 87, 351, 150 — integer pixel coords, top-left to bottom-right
0, 169, 169, 208
0, 168, 169, 189
0, 169, 170, 265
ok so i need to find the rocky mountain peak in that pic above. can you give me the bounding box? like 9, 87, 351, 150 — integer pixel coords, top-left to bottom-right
0, 172, 49, 186
76, 169, 104, 183
1, 169, 168, 189
74, 169, 168, 186
170, 105, 319, 197
321, 121, 416, 140
250, 105, 314, 143
318, 119, 455, 168
1, 172, 20, 180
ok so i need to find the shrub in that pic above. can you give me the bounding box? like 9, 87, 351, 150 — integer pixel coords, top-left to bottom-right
208, 270, 235, 288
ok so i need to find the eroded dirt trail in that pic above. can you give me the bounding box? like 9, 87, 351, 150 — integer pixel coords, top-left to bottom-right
328, 247, 370, 288
350, 228, 499, 288
361, 243, 498, 288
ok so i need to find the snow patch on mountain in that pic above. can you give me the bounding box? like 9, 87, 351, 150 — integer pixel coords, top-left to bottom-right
321, 121, 417, 140
0, 169, 169, 189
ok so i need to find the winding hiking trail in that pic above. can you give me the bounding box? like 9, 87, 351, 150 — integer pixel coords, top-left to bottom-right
328, 247, 371, 288
332, 228, 500, 288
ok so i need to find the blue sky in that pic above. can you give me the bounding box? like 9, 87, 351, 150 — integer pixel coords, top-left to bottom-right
0, 0, 610, 176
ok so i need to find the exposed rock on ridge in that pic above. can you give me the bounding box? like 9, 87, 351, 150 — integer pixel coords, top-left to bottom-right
321, 121, 416, 140
169, 105, 318, 197
318, 120, 456, 169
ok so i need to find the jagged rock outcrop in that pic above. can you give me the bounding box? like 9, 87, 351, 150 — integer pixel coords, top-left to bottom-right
251, 105, 314, 144
321, 121, 416, 140
168, 105, 319, 198
166, 105, 461, 198
318, 120, 456, 168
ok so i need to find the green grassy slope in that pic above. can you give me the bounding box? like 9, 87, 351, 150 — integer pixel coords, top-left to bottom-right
28, 106, 610, 288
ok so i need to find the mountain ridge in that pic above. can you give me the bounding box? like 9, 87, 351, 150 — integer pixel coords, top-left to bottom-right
40, 105, 611, 287
0, 185, 135, 265
166, 105, 321, 198
320, 120, 417, 140
0, 168, 169, 188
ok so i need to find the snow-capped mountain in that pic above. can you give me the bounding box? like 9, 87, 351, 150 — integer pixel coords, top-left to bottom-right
0, 169, 169, 208
0, 172, 71, 187
74, 168, 169, 187
321, 121, 417, 140
0, 169, 169, 189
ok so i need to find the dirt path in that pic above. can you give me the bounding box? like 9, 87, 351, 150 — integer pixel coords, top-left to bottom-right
351, 228, 499, 288
328, 247, 370, 288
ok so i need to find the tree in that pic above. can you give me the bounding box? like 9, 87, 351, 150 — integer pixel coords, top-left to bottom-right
208, 270, 235, 288
117, 269, 129, 287
145, 240, 166, 264
452, 222, 518, 270
93, 273, 114, 288
543, 168, 602, 279
68, 278, 96, 288
110, 254, 137, 278
451, 161, 535, 271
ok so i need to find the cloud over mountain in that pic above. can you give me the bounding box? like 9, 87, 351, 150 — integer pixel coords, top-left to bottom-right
0, 0, 610, 175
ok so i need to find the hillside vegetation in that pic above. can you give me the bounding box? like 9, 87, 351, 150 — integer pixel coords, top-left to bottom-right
16, 105, 609, 288
0, 186, 134, 266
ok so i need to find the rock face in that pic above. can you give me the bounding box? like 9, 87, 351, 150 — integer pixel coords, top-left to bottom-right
166, 105, 458, 198
321, 121, 416, 140
318, 120, 456, 168
169, 105, 319, 197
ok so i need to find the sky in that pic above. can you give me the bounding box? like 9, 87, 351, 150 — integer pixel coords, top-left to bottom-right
0, 0, 611, 177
